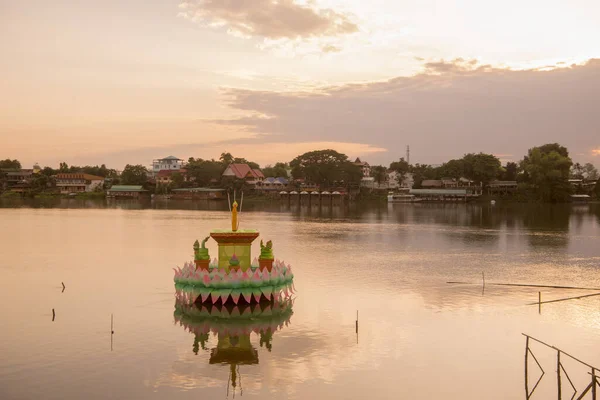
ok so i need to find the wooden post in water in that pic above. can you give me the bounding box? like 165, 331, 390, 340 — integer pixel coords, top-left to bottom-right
355, 310, 359, 344
557, 350, 562, 400
52, 308, 55, 322
593, 368, 597, 400
525, 336, 529, 397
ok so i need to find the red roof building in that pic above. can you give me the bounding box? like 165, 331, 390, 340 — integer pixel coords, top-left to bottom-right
222, 164, 264, 183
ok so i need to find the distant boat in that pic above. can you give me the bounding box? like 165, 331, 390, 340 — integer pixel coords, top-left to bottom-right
387, 193, 421, 203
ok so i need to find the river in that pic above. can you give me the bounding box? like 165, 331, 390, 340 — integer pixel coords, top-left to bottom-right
1, 200, 600, 399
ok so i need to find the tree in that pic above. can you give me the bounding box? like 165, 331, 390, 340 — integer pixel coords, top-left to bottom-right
370, 165, 388, 185
42, 167, 56, 176
571, 162, 584, 179
290, 149, 357, 187
520, 143, 573, 202
0, 159, 21, 169
502, 162, 518, 181
437, 159, 465, 179
219, 152, 234, 165
389, 158, 410, 185
120, 165, 149, 186
187, 158, 225, 186
583, 163, 599, 181
59, 162, 69, 172
262, 162, 289, 178
410, 164, 435, 188
461, 153, 501, 185
171, 172, 184, 188
28, 173, 55, 194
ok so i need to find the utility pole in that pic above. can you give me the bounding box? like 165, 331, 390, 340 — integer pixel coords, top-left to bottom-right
406, 145, 410, 165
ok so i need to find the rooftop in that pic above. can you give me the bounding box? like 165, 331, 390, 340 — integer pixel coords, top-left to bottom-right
56, 173, 105, 180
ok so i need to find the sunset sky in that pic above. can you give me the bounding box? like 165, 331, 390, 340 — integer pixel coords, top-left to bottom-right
1, 0, 599, 169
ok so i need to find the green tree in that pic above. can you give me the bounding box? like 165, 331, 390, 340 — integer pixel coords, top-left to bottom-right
389, 158, 410, 185
370, 165, 388, 185
219, 152, 234, 165
28, 173, 55, 194
571, 162, 584, 179
0, 159, 21, 169
41, 167, 56, 176
187, 158, 225, 186
59, 162, 69, 172
501, 162, 518, 181
262, 162, 289, 178
171, 172, 184, 188
290, 149, 353, 187
520, 143, 573, 202
410, 164, 435, 188
437, 159, 465, 179
461, 153, 501, 185
120, 164, 148, 186
583, 163, 599, 181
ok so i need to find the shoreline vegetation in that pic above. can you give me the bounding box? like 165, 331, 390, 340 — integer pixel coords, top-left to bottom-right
1, 143, 599, 204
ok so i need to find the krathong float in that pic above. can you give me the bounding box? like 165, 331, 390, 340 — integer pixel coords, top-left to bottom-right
173, 197, 295, 306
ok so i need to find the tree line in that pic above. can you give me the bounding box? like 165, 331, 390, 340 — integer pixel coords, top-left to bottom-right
2, 143, 599, 201
372, 143, 599, 202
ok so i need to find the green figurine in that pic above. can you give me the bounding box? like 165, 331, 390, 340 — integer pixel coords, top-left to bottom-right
194, 237, 210, 261
259, 240, 274, 260
229, 254, 240, 268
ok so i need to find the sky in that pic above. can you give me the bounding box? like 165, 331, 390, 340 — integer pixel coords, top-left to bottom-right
1, 0, 599, 170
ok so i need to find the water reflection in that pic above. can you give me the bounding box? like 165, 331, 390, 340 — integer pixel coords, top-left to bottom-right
173, 289, 293, 397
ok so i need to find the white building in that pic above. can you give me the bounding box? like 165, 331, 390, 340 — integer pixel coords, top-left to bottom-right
353, 158, 371, 177
152, 156, 184, 174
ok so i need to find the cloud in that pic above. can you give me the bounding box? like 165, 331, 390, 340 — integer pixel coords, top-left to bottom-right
178, 0, 358, 40
211, 58, 600, 165
321, 44, 342, 53
593, 149, 600, 156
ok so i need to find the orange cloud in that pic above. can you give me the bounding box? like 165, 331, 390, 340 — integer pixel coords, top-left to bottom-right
179, 0, 358, 40
592, 149, 600, 156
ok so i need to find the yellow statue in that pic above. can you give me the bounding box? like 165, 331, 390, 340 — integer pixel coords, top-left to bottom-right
231, 201, 238, 231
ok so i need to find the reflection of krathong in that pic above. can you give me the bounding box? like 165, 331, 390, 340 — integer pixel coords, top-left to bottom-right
173, 195, 295, 305
173, 286, 294, 397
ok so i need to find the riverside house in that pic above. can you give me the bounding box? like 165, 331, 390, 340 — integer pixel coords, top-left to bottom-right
222, 163, 265, 186
106, 185, 149, 198
55, 173, 104, 194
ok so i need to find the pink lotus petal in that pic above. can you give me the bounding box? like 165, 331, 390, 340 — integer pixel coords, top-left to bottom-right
200, 292, 210, 303
252, 291, 262, 303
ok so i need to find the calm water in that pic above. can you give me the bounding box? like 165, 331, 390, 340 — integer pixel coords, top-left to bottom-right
1, 201, 600, 399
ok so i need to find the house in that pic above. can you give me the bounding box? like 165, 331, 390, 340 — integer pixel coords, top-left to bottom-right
55, 173, 104, 194
2, 169, 34, 188
487, 180, 518, 195
353, 158, 371, 177
106, 185, 149, 198
256, 177, 289, 191
152, 156, 184, 174
156, 169, 188, 185
222, 164, 264, 185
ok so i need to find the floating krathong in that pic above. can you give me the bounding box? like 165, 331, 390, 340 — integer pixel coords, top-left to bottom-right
173, 197, 295, 305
